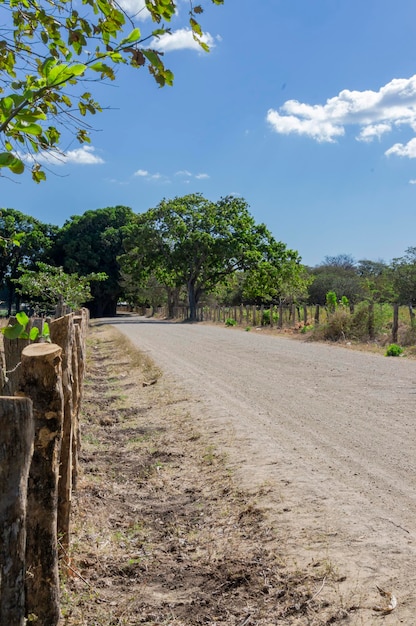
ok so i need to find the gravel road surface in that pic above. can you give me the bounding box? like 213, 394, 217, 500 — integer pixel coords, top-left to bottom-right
110, 317, 416, 621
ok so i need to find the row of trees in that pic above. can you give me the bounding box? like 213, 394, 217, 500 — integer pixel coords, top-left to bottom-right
0, 196, 307, 319
306, 253, 416, 308
1, 201, 416, 320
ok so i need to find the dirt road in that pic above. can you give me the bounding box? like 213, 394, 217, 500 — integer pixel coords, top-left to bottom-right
112, 317, 416, 621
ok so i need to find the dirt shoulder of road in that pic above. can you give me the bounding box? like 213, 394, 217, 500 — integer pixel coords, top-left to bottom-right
61, 324, 362, 625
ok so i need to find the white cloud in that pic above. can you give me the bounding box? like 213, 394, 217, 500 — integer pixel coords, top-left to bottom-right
136, 167, 209, 182
151, 28, 215, 53
409, 179, 416, 184
175, 170, 192, 176
116, 0, 151, 20
21, 145, 104, 165
133, 168, 170, 183
385, 138, 416, 158
65, 146, 105, 164
266, 74, 416, 151
357, 123, 391, 142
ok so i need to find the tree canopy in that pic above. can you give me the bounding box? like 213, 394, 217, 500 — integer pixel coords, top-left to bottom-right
0, 208, 58, 312
121, 193, 304, 320
14, 262, 106, 313
53, 205, 135, 316
0, 0, 224, 181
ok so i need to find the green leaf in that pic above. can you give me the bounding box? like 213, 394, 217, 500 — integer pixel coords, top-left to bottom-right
120, 28, 141, 45
32, 168, 47, 183
0, 153, 25, 174
29, 327, 40, 341
16, 311, 29, 327
2, 322, 24, 339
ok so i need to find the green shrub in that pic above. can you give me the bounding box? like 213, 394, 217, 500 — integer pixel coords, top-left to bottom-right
326, 290, 338, 313
225, 318, 237, 327
301, 324, 314, 334
245, 326, 251, 332
261, 308, 279, 326
321, 308, 351, 341
385, 343, 403, 357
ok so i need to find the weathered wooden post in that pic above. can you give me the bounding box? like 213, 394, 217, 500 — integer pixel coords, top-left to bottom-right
314, 305, 320, 325
392, 303, 399, 343
0, 397, 34, 626
50, 314, 74, 551
20, 343, 63, 626
368, 302, 375, 340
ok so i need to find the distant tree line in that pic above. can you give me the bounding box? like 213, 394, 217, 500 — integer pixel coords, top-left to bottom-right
0, 202, 415, 319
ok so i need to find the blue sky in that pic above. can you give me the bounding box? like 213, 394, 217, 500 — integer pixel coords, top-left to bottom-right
3, 0, 416, 266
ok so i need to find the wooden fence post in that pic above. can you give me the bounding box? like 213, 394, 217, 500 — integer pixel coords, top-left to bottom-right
368, 302, 375, 340
314, 305, 320, 325
0, 397, 34, 626
49, 314, 74, 551
279, 303, 283, 329
20, 343, 63, 626
392, 303, 399, 343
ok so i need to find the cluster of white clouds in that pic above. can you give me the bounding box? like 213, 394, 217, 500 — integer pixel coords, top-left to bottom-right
266, 75, 416, 162
116, 0, 150, 20
134, 168, 210, 183
115, 0, 216, 52
21, 145, 104, 166
151, 29, 216, 53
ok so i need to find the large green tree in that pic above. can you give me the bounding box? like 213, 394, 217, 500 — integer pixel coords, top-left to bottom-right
53, 205, 134, 316
0, 208, 57, 312
121, 193, 303, 320
0, 0, 224, 181
307, 254, 363, 305
389, 247, 416, 307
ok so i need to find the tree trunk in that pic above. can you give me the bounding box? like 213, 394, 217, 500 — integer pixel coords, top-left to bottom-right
49, 314, 74, 552
0, 397, 34, 626
20, 343, 64, 626
2, 317, 31, 396
188, 281, 197, 321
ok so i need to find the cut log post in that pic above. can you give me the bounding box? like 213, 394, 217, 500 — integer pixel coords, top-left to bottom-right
20, 343, 63, 626
49, 314, 74, 551
0, 397, 34, 626
72, 320, 86, 490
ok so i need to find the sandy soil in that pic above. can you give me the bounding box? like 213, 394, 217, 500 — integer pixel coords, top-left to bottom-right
108, 315, 416, 625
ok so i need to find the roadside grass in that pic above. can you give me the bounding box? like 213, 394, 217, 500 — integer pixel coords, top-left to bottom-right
61, 324, 361, 625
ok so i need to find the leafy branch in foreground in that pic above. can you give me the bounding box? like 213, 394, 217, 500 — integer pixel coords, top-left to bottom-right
14, 262, 107, 312
1, 310, 49, 340
0, 0, 224, 181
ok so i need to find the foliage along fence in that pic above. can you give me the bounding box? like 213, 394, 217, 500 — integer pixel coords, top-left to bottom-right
132, 302, 414, 345
0, 309, 89, 626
